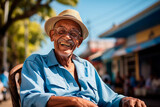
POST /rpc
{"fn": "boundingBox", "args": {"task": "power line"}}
[90,0,146,27]
[92,0,157,35]
[85,0,135,39]
[91,0,154,33]
[90,0,134,22]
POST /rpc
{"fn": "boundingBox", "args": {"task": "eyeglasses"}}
[54,27,82,40]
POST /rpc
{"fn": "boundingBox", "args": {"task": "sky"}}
[34,0,159,55]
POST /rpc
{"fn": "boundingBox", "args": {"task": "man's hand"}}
[47,96,98,107]
[73,97,98,107]
[121,97,146,107]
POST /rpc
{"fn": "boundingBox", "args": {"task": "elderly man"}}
[20,9,146,107]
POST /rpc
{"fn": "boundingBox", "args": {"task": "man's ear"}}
[77,37,83,48]
[50,30,55,41]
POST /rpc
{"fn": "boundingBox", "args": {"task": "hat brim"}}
[44,16,89,40]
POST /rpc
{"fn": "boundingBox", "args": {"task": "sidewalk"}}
[0,98,12,107]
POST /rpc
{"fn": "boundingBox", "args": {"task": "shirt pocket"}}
[46,76,66,89]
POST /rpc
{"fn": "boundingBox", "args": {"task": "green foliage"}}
[37,7,56,21]
[0,0,79,68]
[11,7,24,19]
[57,0,79,7]
[7,20,46,63]
[0,0,79,40]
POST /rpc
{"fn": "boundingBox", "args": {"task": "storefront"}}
[139,44,160,79]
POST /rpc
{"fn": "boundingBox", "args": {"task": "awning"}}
[126,36,160,53]
[89,51,104,61]
[92,36,160,61]
[113,48,127,57]
[113,36,160,57]
[91,56,102,61]
[101,46,121,61]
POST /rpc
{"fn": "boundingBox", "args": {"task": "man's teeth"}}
[61,42,70,47]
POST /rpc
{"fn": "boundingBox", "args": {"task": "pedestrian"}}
[0,68,8,101]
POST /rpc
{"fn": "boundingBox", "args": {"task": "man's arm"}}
[47,96,98,107]
[20,59,54,107]
[90,66,124,106]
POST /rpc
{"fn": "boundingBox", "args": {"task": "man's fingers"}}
[129,99,136,107]
[122,97,147,107]
[134,99,147,107]
[141,100,147,107]
[136,99,147,107]
[135,99,141,107]
[123,98,135,107]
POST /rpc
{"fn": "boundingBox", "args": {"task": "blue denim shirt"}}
[20,49,124,107]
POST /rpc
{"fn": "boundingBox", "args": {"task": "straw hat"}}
[44,9,89,40]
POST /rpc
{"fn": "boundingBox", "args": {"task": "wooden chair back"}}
[9,64,23,107]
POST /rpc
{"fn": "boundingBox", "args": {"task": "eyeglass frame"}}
[53,26,82,40]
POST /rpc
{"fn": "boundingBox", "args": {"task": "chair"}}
[9,64,23,107]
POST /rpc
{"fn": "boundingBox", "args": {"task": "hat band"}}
[62,15,77,19]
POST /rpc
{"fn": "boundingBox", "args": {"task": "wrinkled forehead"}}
[54,19,82,31]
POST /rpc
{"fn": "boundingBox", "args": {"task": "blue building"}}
[96,1,160,84]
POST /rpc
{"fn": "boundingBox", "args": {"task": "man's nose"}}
[65,34,72,39]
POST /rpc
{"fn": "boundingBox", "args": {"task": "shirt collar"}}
[72,54,83,63]
[47,49,59,67]
[47,49,84,67]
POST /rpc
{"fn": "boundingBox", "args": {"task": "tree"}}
[0,0,79,69]
[7,20,45,67]
[0,0,79,41]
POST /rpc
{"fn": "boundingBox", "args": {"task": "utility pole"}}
[24,20,28,59]
[3,0,9,72]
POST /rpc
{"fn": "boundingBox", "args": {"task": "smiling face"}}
[50,19,83,56]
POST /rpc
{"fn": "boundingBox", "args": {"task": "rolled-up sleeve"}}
[96,72,124,107]
[20,60,54,107]
[88,62,125,107]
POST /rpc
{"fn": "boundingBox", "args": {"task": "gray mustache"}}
[58,39,74,46]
